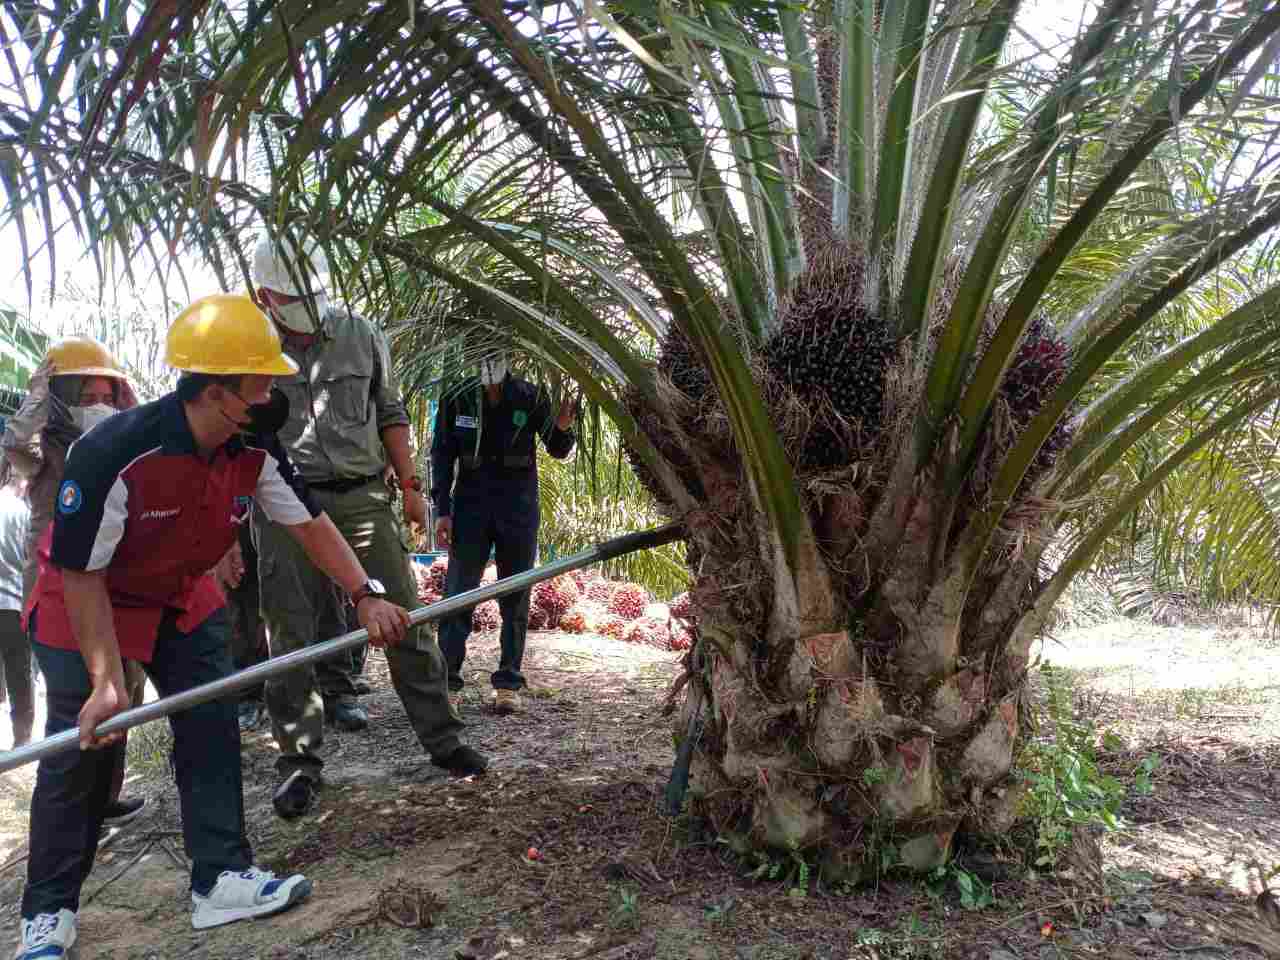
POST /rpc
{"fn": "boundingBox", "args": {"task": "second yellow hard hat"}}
[45,336,128,380]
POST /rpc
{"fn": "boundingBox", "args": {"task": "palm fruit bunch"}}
[598,615,628,640]
[471,599,501,632]
[532,574,580,627]
[428,556,449,592]
[560,607,589,633]
[586,579,615,605]
[624,616,672,650]
[413,564,433,602]
[669,621,694,651]
[999,317,1074,486]
[528,604,549,631]
[608,582,651,620]
[761,252,893,469]
[623,324,711,507]
[561,600,609,634]
[669,592,693,622]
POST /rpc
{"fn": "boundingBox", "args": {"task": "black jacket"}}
[430,376,575,517]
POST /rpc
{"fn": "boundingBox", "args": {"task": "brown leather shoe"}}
[492,689,521,714]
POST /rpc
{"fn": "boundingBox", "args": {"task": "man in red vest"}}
[14,294,412,959]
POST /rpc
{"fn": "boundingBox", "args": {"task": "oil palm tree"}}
[4,0,1280,877]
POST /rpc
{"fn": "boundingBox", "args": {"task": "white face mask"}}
[273,294,329,334]
[72,403,116,433]
[478,357,508,386]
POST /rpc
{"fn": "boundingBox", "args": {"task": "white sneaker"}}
[190,867,312,930]
[14,909,76,959]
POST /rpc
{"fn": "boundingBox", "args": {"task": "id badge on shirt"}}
[456,415,478,428]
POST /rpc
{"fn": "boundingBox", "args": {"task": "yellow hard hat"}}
[165,293,299,376]
[45,337,127,380]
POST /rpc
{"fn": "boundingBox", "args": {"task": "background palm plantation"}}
[3,0,1280,878]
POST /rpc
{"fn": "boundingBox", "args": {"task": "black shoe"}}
[273,771,319,820]
[103,796,147,824]
[432,744,489,777]
[324,698,369,732]
[352,679,373,696]
[238,701,262,731]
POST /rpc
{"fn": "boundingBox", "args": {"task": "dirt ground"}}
[0,617,1277,960]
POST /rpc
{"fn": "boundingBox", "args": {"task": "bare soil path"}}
[0,619,1276,959]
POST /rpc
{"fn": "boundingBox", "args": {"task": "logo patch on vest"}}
[57,480,83,515]
[512,410,528,427]
[456,415,478,428]
[140,508,181,521]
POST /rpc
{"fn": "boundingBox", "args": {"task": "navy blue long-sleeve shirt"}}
[430,377,575,518]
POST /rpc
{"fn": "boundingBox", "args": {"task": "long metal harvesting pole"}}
[0,523,683,775]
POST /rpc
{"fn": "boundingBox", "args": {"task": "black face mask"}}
[245,387,290,436]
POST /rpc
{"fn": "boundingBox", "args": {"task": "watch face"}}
[366,579,387,595]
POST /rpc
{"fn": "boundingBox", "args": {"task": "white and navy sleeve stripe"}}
[86,474,130,570]
[51,434,159,573]
[251,433,321,526]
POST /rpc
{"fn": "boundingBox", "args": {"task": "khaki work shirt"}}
[275,307,410,483]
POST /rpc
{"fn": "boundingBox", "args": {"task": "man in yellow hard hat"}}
[249,234,485,820]
[12,294,420,959]
[2,337,148,816]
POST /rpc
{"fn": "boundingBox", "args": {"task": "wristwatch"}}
[351,579,388,608]
[401,474,423,493]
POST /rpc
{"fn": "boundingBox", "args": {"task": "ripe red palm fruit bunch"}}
[429,556,449,592]
[624,616,671,650]
[533,574,580,627]
[608,582,651,620]
[669,622,694,651]
[598,615,627,640]
[561,607,589,633]
[586,579,615,605]
[413,564,433,602]
[528,604,549,631]
[471,599,501,632]
[669,592,693,622]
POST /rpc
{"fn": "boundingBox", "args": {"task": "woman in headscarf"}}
[2,337,147,824]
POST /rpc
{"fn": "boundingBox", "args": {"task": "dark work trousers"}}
[227,575,265,704]
[228,520,264,703]
[22,608,251,919]
[0,610,34,743]
[438,497,538,692]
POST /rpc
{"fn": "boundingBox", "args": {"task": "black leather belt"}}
[460,455,533,470]
[308,473,382,493]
